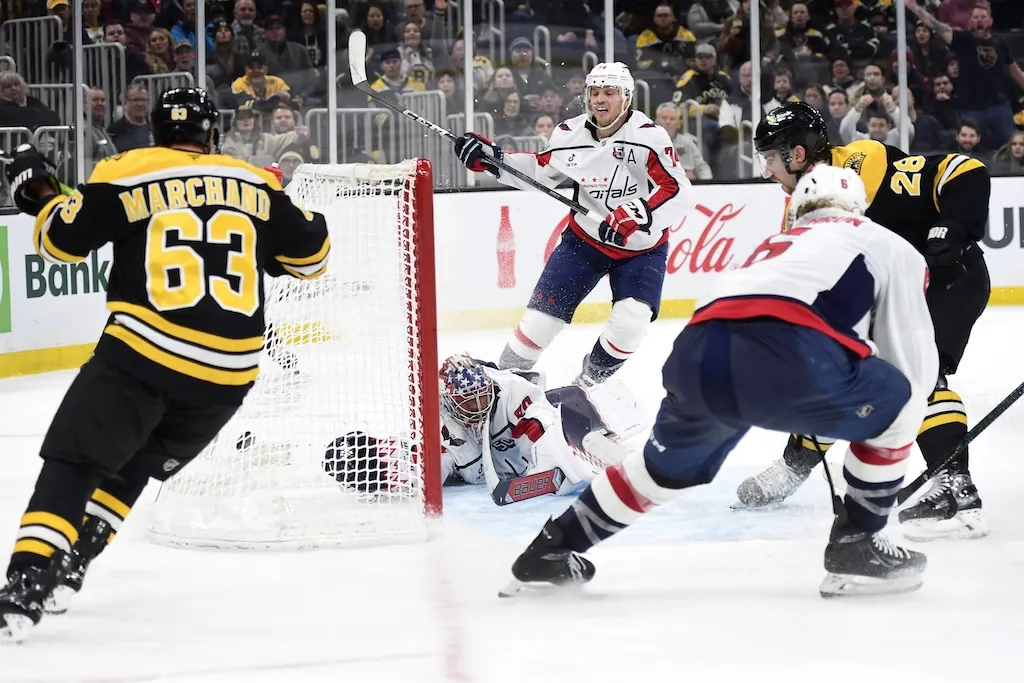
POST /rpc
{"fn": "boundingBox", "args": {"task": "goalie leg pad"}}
[502,309,566,369]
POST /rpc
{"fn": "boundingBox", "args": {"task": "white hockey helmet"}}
[789,164,868,221]
[585,62,634,130]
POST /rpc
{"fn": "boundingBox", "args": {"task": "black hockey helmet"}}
[754,101,832,174]
[152,87,220,152]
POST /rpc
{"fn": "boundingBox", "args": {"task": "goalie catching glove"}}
[4,143,62,216]
[454,132,502,177]
[598,197,652,248]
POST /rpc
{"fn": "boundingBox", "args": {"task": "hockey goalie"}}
[323,354,646,505]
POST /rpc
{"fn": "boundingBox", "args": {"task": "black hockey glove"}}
[923,225,967,287]
[4,143,61,216]
[454,132,502,177]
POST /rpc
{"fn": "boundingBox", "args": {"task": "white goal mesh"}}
[148,159,441,550]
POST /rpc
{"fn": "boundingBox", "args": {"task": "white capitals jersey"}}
[688,208,938,449]
[496,110,693,259]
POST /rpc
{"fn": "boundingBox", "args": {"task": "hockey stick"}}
[491,468,565,506]
[896,378,1024,504]
[346,31,602,222]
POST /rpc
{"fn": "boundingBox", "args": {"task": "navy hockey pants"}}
[642,319,911,487]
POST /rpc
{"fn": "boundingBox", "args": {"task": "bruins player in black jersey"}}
[739,101,989,541]
[0,87,330,642]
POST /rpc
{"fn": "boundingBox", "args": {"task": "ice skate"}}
[572,353,618,388]
[735,457,813,507]
[45,516,112,615]
[499,518,595,598]
[819,522,926,598]
[0,553,69,643]
[898,469,988,541]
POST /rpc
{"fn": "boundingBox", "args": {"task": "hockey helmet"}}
[754,101,831,175]
[439,354,495,427]
[152,87,220,152]
[789,164,868,221]
[585,62,634,131]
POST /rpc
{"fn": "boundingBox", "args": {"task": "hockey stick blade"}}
[896,377,1024,504]
[345,32,601,221]
[491,468,565,506]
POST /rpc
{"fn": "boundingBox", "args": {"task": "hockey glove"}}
[4,143,61,216]
[598,198,652,248]
[454,132,502,177]
[263,163,284,184]
[924,225,966,287]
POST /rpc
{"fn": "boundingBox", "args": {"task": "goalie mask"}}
[440,355,495,428]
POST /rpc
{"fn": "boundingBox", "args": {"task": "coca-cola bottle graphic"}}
[497,205,516,288]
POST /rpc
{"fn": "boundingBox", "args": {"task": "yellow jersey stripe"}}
[931,390,961,403]
[104,324,261,386]
[92,489,132,520]
[13,539,56,558]
[939,156,983,194]
[107,302,264,353]
[275,236,331,266]
[282,263,328,280]
[33,194,68,252]
[919,412,968,434]
[20,511,78,545]
[42,230,87,263]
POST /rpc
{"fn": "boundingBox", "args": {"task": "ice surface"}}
[2,311,1023,682]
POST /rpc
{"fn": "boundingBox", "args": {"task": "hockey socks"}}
[9,460,100,574]
[555,455,685,552]
[785,434,836,472]
[84,455,151,550]
[842,443,911,533]
[917,388,969,472]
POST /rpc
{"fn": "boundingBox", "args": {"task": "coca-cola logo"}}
[543,203,744,274]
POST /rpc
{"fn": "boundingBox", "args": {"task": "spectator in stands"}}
[276,150,303,187]
[289,1,328,69]
[396,0,449,48]
[435,69,462,114]
[891,48,931,105]
[856,0,895,28]
[725,61,754,121]
[232,0,266,56]
[506,38,556,111]
[495,91,530,137]
[907,0,1024,154]
[533,113,555,141]
[361,3,394,56]
[952,119,989,163]
[208,19,245,93]
[924,73,960,133]
[104,20,150,82]
[899,86,946,154]
[232,52,292,113]
[0,72,60,131]
[124,1,156,56]
[634,3,697,77]
[547,1,601,57]
[399,21,434,78]
[842,85,903,143]
[764,67,801,114]
[268,103,317,162]
[537,85,566,120]
[86,87,117,166]
[479,66,518,114]
[775,2,829,64]
[107,83,151,151]
[564,70,586,118]
[83,0,105,42]
[843,109,912,146]
[828,89,850,129]
[803,82,841,142]
[946,55,959,87]
[848,62,890,119]
[655,102,713,181]
[825,57,861,100]
[442,38,493,92]
[826,0,879,61]
[991,130,1024,175]
[258,14,318,103]
[938,0,977,29]
[171,0,214,56]
[687,0,728,45]
[718,1,779,72]
[145,27,175,73]
[98,0,129,24]
[674,42,732,119]
[221,101,307,162]
[911,20,949,79]
[368,47,426,106]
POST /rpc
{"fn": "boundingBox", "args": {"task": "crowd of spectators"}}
[1,0,1024,189]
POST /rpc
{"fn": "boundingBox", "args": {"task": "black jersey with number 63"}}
[826,139,990,253]
[32,147,330,404]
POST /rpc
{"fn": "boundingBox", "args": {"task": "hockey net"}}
[148,159,441,550]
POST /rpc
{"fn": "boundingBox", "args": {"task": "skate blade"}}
[498,578,588,599]
[0,613,35,644]
[900,510,989,542]
[44,585,76,615]
[819,572,923,598]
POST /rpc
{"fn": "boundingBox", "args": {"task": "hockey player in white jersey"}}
[454,62,693,386]
[502,165,939,598]
[438,354,646,505]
